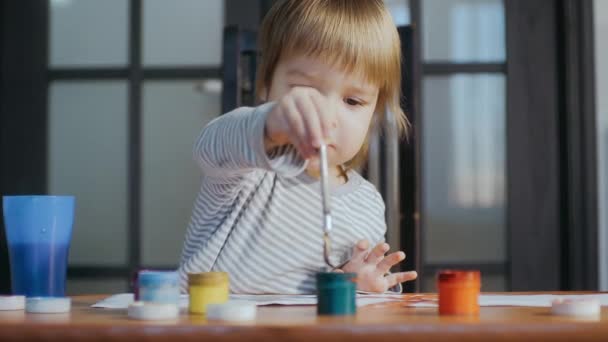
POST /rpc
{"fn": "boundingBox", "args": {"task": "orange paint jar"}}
[437,270,480,315]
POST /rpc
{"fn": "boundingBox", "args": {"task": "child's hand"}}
[337,240,418,293]
[264,87,336,160]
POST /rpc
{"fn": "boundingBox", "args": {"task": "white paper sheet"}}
[91,293,608,309]
[481,294,608,307]
[91,293,408,309]
[407,294,608,308]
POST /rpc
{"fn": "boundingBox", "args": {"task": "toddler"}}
[179,0,417,294]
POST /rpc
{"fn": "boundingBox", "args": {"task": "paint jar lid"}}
[437,270,481,285]
[551,298,601,318]
[26,297,71,314]
[207,301,257,321]
[127,301,179,321]
[138,270,179,287]
[0,295,25,311]
[188,272,229,286]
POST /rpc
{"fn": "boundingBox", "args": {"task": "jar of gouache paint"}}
[188,272,229,314]
[316,272,357,315]
[437,270,480,315]
[137,270,180,305]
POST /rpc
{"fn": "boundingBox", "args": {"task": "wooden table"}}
[1,293,608,341]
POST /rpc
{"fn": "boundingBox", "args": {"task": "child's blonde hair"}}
[256,0,408,170]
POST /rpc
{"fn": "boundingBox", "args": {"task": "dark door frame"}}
[558,0,598,291]
[506,0,598,291]
[0,0,49,293]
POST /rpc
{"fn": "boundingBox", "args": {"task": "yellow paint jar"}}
[188,272,229,315]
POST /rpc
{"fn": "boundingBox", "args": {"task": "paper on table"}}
[91,293,191,309]
[92,293,608,309]
[230,293,409,307]
[91,293,408,309]
[91,293,133,309]
[483,294,608,307]
[407,294,608,308]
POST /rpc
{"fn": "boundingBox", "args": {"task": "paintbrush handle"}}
[319,144,332,232]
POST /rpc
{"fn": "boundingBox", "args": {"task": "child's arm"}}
[195,102,307,180]
[196,86,336,180]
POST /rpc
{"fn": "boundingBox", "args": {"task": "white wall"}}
[595,0,608,290]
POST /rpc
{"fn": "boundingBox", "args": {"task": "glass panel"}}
[422,74,506,264]
[142,0,224,66]
[141,80,222,266]
[422,0,505,62]
[48,81,128,266]
[422,273,506,292]
[49,0,128,67]
[67,278,128,295]
[384,0,411,26]
[595,0,608,290]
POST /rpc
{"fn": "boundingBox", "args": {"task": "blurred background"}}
[0,0,606,295]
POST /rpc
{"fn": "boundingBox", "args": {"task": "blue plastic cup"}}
[2,196,75,297]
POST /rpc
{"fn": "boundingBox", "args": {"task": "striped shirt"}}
[178,102,387,294]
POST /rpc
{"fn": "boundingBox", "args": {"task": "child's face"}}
[266,54,379,168]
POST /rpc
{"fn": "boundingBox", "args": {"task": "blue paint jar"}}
[316,272,357,315]
[137,270,179,305]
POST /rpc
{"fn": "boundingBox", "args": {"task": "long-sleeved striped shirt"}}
[178,102,387,294]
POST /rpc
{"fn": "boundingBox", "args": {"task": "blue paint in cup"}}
[3,196,75,297]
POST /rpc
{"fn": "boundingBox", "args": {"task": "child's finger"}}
[350,239,370,263]
[294,96,323,148]
[376,251,405,274]
[365,242,389,265]
[309,92,336,140]
[385,271,418,288]
[283,99,311,157]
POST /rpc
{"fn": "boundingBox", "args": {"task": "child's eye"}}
[345,98,363,106]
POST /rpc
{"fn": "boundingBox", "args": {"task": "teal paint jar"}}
[316,272,357,315]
